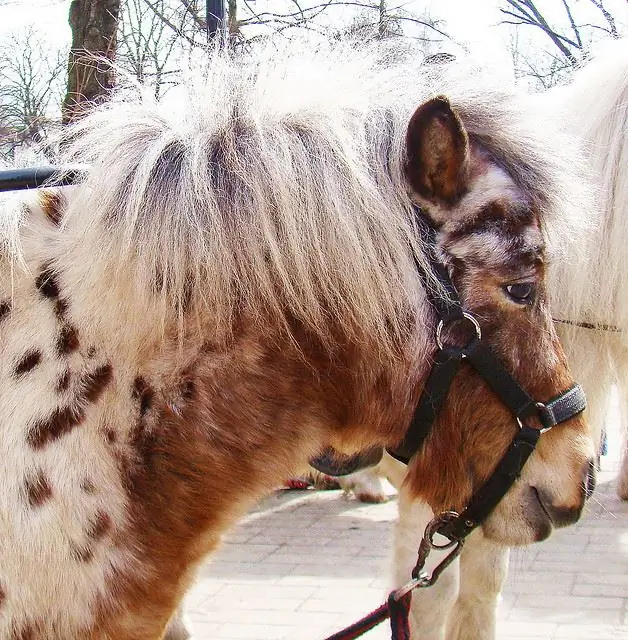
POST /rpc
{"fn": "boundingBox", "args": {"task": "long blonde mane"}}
[6,40,591,357]
[548,40,628,338]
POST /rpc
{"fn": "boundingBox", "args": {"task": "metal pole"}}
[206,0,225,40]
[0,167,85,192]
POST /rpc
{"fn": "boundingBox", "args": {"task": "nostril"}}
[584,458,597,500]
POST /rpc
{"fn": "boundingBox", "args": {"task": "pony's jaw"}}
[481,428,594,545]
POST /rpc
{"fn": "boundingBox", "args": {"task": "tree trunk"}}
[62,0,121,125]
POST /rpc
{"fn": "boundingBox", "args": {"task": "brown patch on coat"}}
[35,266,61,299]
[38,189,66,227]
[71,512,112,564]
[27,364,112,448]
[54,298,69,320]
[81,478,97,494]
[82,364,113,402]
[104,428,116,444]
[87,510,112,540]
[14,350,42,377]
[0,300,11,321]
[447,201,535,243]
[56,325,80,355]
[71,542,94,563]
[56,370,71,392]
[27,405,85,449]
[24,470,53,507]
[132,377,154,416]
[0,584,5,606]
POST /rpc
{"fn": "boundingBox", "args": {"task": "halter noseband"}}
[387,209,586,551]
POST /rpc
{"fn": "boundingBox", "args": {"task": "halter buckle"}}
[535,402,553,433]
[436,312,482,352]
[516,402,554,433]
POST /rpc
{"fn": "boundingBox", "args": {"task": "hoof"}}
[355,491,388,504]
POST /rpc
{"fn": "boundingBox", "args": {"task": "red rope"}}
[323,591,412,640]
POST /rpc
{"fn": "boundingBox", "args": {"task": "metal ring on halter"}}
[436,312,482,351]
[424,511,460,550]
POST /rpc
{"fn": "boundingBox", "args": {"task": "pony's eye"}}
[504,282,535,304]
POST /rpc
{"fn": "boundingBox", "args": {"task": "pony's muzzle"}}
[532,459,594,529]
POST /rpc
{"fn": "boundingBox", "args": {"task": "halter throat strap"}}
[388,209,586,541]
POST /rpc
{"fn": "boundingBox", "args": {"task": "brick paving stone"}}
[496,622,558,639]
[552,624,628,639]
[182,429,628,639]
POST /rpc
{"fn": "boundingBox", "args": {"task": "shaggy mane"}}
[8,40,591,355]
[547,39,628,337]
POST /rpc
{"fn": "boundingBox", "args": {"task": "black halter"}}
[386,209,586,542]
[312,207,586,546]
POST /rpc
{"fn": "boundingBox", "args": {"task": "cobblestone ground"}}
[183,429,627,640]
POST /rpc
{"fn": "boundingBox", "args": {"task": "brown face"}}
[403,97,595,545]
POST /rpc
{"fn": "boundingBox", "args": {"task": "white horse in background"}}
[390,39,628,640]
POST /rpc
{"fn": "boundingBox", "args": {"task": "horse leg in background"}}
[336,468,388,503]
[336,450,409,502]
[379,450,408,490]
[445,532,509,640]
[393,488,459,640]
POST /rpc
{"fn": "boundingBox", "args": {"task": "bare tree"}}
[117,0,181,97]
[333,1,449,46]
[142,0,452,48]
[500,0,625,88]
[0,27,65,160]
[62,0,122,125]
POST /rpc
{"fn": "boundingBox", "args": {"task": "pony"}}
[0,40,595,639]
[390,39,628,640]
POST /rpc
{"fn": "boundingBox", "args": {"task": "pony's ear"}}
[404,96,470,205]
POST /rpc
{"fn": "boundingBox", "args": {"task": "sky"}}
[0,0,625,86]
[0,0,510,53]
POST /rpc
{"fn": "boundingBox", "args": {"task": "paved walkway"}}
[183,435,628,639]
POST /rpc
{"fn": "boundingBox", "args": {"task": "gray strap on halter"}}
[539,384,587,430]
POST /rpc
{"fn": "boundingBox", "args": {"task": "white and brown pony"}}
[390,40,628,640]
[0,40,595,639]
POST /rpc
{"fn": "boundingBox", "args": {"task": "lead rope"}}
[322,513,463,640]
